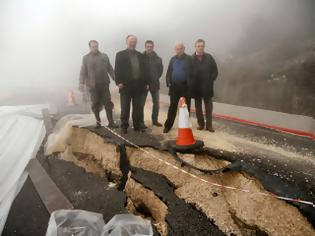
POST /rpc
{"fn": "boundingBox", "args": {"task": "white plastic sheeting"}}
[0,105,48,234]
[46,210,153,236]
[46,209,105,236]
[102,214,153,236]
[45,111,107,155]
[0,104,57,118]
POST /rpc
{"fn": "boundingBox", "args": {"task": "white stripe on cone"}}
[178,105,192,128]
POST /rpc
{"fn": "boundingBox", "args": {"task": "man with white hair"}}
[115,35,148,134]
[163,42,194,133]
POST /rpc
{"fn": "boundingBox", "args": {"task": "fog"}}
[0,0,314,115]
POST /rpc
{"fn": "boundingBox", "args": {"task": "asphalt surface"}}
[3,101,315,235]
[203,119,315,225]
[91,123,315,227]
[3,147,127,236]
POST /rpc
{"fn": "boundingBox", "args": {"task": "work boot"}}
[140,123,148,130]
[93,110,101,128]
[152,121,163,127]
[197,125,204,130]
[134,124,145,132]
[108,122,119,129]
[106,109,118,129]
[134,128,145,133]
[163,127,170,133]
[197,120,205,130]
[206,126,215,132]
[206,121,214,132]
[95,120,101,129]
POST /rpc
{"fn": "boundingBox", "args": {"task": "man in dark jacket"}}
[79,40,118,129]
[115,35,148,134]
[140,40,163,127]
[163,42,194,133]
[192,39,218,132]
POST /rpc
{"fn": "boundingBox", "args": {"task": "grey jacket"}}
[80,51,114,89]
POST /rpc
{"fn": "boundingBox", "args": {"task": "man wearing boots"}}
[79,40,118,129]
[115,35,148,134]
[140,40,164,127]
[191,39,218,132]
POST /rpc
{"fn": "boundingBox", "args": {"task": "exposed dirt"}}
[130,167,225,236]
[125,175,168,235]
[68,126,122,180]
[5,120,314,236]
[52,126,315,236]
[127,147,314,235]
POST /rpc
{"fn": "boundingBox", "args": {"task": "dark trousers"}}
[140,89,160,123]
[195,97,213,128]
[89,84,114,124]
[120,91,141,129]
[164,93,191,130]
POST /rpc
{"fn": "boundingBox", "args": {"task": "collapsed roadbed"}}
[41,125,315,236]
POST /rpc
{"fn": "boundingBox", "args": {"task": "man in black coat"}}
[140,40,164,127]
[192,39,218,132]
[163,42,194,133]
[115,35,148,134]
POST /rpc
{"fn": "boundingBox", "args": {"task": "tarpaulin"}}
[0,105,49,234]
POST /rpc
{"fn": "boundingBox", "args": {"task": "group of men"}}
[79,35,218,134]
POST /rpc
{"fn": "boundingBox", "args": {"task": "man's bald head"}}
[126,35,137,50]
[174,42,185,56]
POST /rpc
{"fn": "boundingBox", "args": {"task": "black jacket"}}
[115,49,148,93]
[191,53,218,98]
[143,51,163,92]
[166,53,194,96]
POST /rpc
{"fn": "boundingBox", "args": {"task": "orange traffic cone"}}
[68,89,76,106]
[176,97,196,146]
[169,97,204,152]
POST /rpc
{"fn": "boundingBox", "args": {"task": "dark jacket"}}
[143,51,163,92]
[191,53,218,98]
[166,53,194,96]
[115,49,148,93]
[80,51,114,89]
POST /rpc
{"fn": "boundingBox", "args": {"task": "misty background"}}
[0,0,314,116]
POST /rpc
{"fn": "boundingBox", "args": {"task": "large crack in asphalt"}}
[201,147,315,226]
[50,126,315,235]
[130,167,225,236]
[117,140,225,235]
